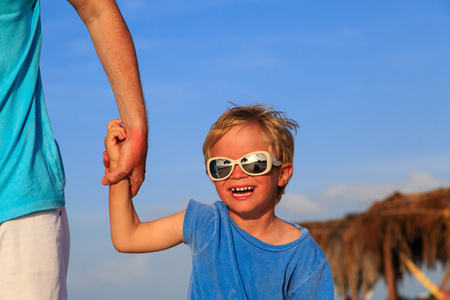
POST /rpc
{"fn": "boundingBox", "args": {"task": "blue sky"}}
[39,0,450,299]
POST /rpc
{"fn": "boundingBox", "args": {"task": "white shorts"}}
[0,207,70,300]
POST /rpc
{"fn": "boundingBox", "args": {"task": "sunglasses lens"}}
[241,153,268,174]
[208,152,273,181]
[209,159,233,180]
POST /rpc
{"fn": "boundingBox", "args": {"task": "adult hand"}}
[102,127,147,197]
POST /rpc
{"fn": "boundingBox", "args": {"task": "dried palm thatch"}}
[298,187,450,299]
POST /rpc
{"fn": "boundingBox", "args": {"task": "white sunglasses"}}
[207,151,282,181]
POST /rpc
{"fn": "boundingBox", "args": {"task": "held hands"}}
[102,119,147,196]
[104,119,127,170]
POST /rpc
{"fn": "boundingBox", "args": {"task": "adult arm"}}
[67,0,148,196]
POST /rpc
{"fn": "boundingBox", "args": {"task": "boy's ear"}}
[277,163,293,187]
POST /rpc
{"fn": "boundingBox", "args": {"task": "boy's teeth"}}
[231,187,254,192]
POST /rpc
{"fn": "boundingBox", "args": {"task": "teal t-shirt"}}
[0,0,65,223]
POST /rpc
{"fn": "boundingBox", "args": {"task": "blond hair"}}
[203,103,299,203]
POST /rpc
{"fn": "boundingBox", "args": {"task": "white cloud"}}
[69,255,150,289]
[398,171,445,192]
[321,171,448,205]
[276,193,322,220]
[278,171,450,221]
[92,256,151,286]
[68,241,191,299]
[320,182,393,205]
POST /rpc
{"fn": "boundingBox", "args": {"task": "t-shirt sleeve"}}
[287,234,335,300]
[182,199,216,253]
[289,259,334,299]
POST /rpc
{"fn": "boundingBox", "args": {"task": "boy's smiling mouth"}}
[231,186,254,197]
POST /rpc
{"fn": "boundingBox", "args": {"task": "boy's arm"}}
[109,180,185,253]
[105,120,184,253]
[67,0,148,197]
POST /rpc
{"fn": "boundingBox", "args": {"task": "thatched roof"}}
[298,187,450,299]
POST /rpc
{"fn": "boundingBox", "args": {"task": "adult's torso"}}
[0,0,65,223]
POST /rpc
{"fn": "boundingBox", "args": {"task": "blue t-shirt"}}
[0,0,65,223]
[183,200,334,299]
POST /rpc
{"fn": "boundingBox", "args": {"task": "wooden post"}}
[383,237,397,300]
[440,266,450,290]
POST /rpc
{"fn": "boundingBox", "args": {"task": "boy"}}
[105,104,334,299]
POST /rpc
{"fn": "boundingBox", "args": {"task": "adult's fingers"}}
[101,168,128,186]
[103,151,110,168]
[129,171,145,197]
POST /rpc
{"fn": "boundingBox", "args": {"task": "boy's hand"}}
[102,120,147,195]
[104,119,127,172]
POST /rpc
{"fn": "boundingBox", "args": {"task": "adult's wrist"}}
[124,124,149,150]
[123,120,148,138]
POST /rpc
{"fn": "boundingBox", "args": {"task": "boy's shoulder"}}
[183,199,225,247]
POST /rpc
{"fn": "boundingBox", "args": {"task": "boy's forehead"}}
[230,122,261,135]
[212,123,273,156]
[219,123,262,142]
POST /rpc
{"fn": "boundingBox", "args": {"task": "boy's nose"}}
[230,164,247,179]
